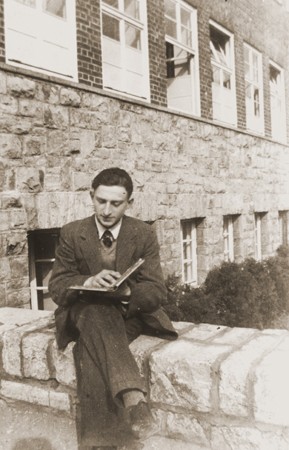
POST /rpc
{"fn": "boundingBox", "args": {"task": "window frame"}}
[164,0,200,116]
[254,212,267,261]
[100,0,150,101]
[4,0,78,81]
[278,210,288,246]
[223,215,234,262]
[180,219,198,285]
[209,20,237,126]
[269,60,287,142]
[244,43,264,134]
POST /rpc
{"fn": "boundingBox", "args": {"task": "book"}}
[68,258,144,292]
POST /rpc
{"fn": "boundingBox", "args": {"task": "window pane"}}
[181,7,190,28]
[15,0,36,6]
[253,53,259,83]
[124,0,139,20]
[183,241,192,260]
[125,23,141,49]
[102,13,120,41]
[102,0,119,8]
[223,71,231,89]
[165,0,176,20]
[184,262,192,282]
[181,25,191,47]
[245,81,251,99]
[254,88,260,116]
[212,66,221,84]
[165,17,177,39]
[43,0,66,18]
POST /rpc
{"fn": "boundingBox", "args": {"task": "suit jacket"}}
[48,214,177,349]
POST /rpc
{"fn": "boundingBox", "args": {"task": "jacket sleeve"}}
[48,225,90,306]
[126,226,167,317]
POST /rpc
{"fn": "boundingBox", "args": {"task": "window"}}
[28,229,60,311]
[4,0,78,80]
[279,211,288,246]
[165,0,200,115]
[210,22,236,125]
[269,62,286,142]
[223,215,241,262]
[254,213,267,261]
[244,44,264,134]
[101,0,150,100]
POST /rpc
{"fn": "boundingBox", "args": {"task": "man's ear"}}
[128,197,134,207]
[89,189,95,200]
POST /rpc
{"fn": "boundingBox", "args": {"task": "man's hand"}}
[84,270,121,289]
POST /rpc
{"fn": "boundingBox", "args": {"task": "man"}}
[49,168,177,449]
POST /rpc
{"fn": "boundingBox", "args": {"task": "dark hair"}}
[91,168,133,198]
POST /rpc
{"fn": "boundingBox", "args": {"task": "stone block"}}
[254,344,289,426]
[16,167,44,193]
[130,335,165,377]
[0,94,18,115]
[48,390,71,412]
[165,412,210,447]
[0,134,22,159]
[60,88,81,107]
[149,338,231,411]
[44,105,69,129]
[18,100,44,124]
[212,327,257,346]
[23,136,46,156]
[0,192,23,210]
[22,332,54,380]
[182,323,227,341]
[6,232,26,256]
[0,380,49,407]
[211,425,289,450]
[35,83,60,104]
[51,341,76,388]
[7,76,36,98]
[0,258,11,282]
[140,436,207,450]
[46,129,70,155]
[219,334,283,417]
[0,72,6,94]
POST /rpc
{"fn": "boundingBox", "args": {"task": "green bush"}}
[164,246,289,330]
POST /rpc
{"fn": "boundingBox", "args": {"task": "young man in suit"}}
[48,168,177,449]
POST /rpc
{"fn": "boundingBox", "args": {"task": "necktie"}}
[102,229,114,248]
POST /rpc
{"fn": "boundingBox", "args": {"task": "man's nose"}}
[103,202,112,215]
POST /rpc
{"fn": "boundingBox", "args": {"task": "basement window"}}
[28,228,60,311]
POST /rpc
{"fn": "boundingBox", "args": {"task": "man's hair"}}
[91,168,133,198]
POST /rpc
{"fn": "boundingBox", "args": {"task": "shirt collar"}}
[95,216,122,241]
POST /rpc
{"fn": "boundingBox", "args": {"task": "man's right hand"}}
[83,270,121,289]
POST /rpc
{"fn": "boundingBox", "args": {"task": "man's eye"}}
[112,202,121,207]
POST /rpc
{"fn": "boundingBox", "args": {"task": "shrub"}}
[164,247,289,330]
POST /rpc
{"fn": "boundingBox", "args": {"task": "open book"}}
[68,258,144,292]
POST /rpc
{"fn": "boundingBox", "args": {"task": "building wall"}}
[0,0,289,309]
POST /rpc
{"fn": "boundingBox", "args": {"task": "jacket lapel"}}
[116,216,137,274]
[79,215,103,275]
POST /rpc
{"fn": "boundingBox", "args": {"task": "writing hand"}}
[84,270,121,289]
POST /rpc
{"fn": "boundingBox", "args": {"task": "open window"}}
[101,0,150,100]
[223,215,241,262]
[269,62,286,142]
[28,228,60,311]
[4,0,78,80]
[210,22,236,125]
[165,0,200,115]
[180,218,205,285]
[244,44,264,134]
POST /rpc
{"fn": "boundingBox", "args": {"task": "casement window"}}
[269,62,286,142]
[181,219,198,284]
[210,22,236,126]
[254,212,267,261]
[244,44,264,134]
[101,0,150,100]
[4,0,78,80]
[165,0,200,115]
[28,229,59,311]
[278,211,288,246]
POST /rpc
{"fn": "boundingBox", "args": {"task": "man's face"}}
[90,185,132,228]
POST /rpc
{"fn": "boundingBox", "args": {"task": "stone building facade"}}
[0,0,289,311]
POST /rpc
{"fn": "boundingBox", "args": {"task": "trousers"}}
[70,301,146,447]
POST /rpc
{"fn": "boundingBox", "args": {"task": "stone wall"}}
[1,64,289,307]
[0,307,289,450]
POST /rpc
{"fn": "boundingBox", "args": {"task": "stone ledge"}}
[1,307,289,450]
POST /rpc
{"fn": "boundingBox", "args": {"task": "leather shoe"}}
[128,401,158,440]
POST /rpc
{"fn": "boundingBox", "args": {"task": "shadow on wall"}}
[12,438,55,450]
